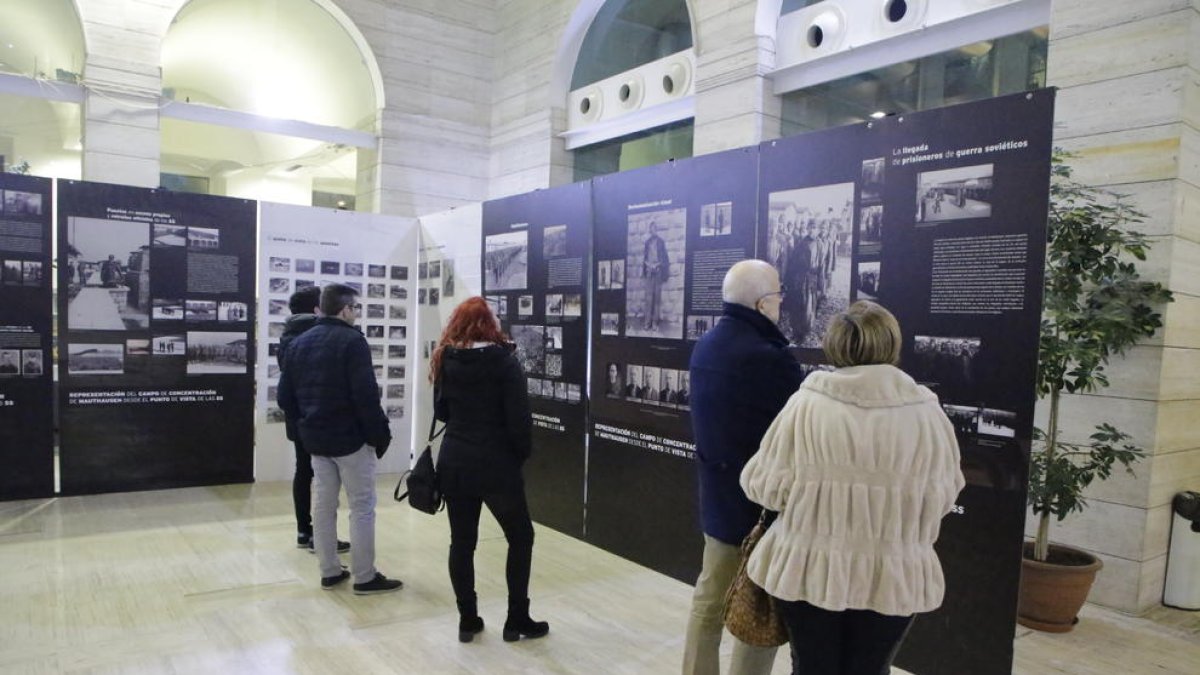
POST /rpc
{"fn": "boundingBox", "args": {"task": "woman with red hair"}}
[431,296,548,644]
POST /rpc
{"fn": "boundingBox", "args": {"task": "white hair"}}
[722,259,779,308]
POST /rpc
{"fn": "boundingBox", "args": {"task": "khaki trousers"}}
[682,535,778,675]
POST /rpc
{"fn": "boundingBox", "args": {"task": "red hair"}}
[429,296,508,382]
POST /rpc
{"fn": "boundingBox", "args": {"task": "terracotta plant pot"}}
[1017,542,1102,633]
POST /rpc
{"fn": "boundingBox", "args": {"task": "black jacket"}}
[434,344,532,497]
[277,313,319,441]
[688,302,803,545]
[277,317,391,457]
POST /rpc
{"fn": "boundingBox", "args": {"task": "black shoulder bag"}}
[394,415,446,514]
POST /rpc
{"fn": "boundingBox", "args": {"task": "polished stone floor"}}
[1,480,1196,674]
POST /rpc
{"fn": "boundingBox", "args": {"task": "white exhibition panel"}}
[256,202,419,481]
[412,203,483,458]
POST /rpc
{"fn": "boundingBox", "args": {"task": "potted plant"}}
[1018,154,1174,632]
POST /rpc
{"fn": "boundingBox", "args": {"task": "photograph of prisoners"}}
[916,163,994,223]
[913,335,982,391]
[186,331,248,375]
[2,189,43,215]
[66,217,152,331]
[67,343,125,375]
[624,207,686,339]
[766,182,854,348]
[484,230,528,291]
[858,203,883,253]
[943,404,1018,439]
[543,225,567,258]
[511,324,545,376]
[700,202,732,237]
[861,157,885,201]
[20,349,44,375]
[152,335,185,355]
[856,261,880,301]
[0,349,18,375]
[619,363,690,409]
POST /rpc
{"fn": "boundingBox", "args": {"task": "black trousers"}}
[777,599,913,675]
[446,489,535,608]
[292,438,314,536]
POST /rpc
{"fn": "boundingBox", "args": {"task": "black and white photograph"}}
[429,260,441,279]
[978,408,1017,438]
[186,299,217,322]
[126,338,150,356]
[386,405,404,420]
[603,362,624,398]
[766,182,854,348]
[367,283,386,299]
[545,326,563,350]
[543,225,568,257]
[554,381,569,401]
[546,353,563,377]
[267,385,278,402]
[218,301,248,322]
[366,325,384,338]
[610,259,625,290]
[518,295,534,317]
[563,294,582,317]
[267,322,286,338]
[858,204,883,252]
[0,349,18,374]
[3,260,22,284]
[3,189,43,215]
[320,261,340,275]
[269,277,290,294]
[21,260,44,286]
[388,345,406,359]
[624,364,642,399]
[152,224,187,247]
[387,384,405,399]
[391,265,408,281]
[268,364,280,379]
[186,332,247,374]
[600,312,620,336]
[568,383,581,403]
[368,264,387,278]
[296,259,315,273]
[659,369,682,405]
[511,325,545,376]
[484,230,528,291]
[443,260,455,297]
[942,404,980,437]
[677,370,690,409]
[346,281,362,295]
[369,344,384,360]
[916,163,994,223]
[528,377,543,397]
[187,226,219,249]
[296,279,315,290]
[344,262,364,276]
[390,285,407,300]
[268,342,280,357]
[366,304,385,319]
[389,305,407,320]
[639,366,661,403]
[913,335,981,390]
[21,349,44,375]
[418,262,428,279]
[266,407,286,424]
[798,362,836,379]
[388,326,407,340]
[861,157,885,201]
[153,335,186,355]
[686,315,713,341]
[68,343,124,375]
[545,294,563,317]
[856,261,880,301]
[700,202,733,237]
[597,260,611,290]
[429,288,440,306]
[419,288,427,304]
[388,365,405,379]
[542,379,555,398]
[269,257,291,273]
[625,207,686,339]
[66,217,151,330]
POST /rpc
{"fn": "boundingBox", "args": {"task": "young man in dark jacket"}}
[278,284,399,595]
[683,260,803,675]
[277,285,349,555]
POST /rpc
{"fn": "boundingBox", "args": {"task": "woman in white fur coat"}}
[740,300,964,674]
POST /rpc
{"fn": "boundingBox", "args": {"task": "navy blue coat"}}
[277,317,391,457]
[688,302,803,545]
[277,313,318,442]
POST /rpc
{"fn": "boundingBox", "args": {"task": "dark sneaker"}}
[321,569,350,590]
[307,539,351,554]
[296,533,312,549]
[353,573,403,595]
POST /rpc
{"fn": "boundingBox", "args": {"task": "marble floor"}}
[1,480,1196,674]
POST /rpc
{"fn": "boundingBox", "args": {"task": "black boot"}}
[457,597,484,643]
[502,598,549,642]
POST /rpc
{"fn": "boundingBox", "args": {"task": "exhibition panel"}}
[481,182,592,537]
[57,181,258,494]
[0,174,53,500]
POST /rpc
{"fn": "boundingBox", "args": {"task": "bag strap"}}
[393,469,412,502]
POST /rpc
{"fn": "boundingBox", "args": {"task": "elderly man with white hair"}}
[682,259,803,675]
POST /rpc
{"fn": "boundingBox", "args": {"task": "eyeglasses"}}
[757,284,787,303]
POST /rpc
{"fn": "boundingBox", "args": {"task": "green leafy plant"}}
[1030,153,1174,562]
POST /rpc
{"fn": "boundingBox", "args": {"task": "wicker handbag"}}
[723,512,789,647]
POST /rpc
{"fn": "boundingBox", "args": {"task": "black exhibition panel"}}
[758,89,1056,675]
[0,174,54,500]
[481,181,592,537]
[587,147,760,583]
[57,181,257,495]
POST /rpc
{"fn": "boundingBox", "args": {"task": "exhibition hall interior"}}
[0,0,1197,673]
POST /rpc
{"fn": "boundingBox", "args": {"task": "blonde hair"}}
[822,300,902,367]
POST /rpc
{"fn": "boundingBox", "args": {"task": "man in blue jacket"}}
[278,284,400,595]
[683,260,803,675]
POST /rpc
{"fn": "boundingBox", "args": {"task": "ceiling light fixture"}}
[870,111,888,119]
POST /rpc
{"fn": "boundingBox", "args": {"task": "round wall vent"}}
[661,60,691,98]
[804,5,848,55]
[617,75,644,110]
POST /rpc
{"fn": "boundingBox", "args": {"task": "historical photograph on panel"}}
[345,262,364,277]
[187,226,219,249]
[545,326,563,350]
[600,312,620,336]
[638,366,661,403]
[429,288,440,306]
[484,230,528,291]
[388,326,407,340]
[766,182,854,348]
[625,207,686,339]
[687,315,713,341]
[269,277,290,294]
[913,335,981,390]
[68,343,124,375]
[624,364,642,399]
[511,324,545,376]
[20,260,41,287]
[677,370,690,409]
[218,301,248,322]
[418,288,427,305]
[388,365,405,379]
[391,265,408,281]
[419,262,428,279]
[568,383,581,403]
[603,362,624,398]
[346,281,362,295]
[545,353,563,377]
[320,261,340,275]
[296,259,315,273]
[659,368,681,406]
[66,217,151,330]
[366,325,384,338]
[268,364,280,379]
[857,204,883,254]
[368,264,387,278]
[2,260,21,284]
[389,305,407,320]
[296,279,315,290]
[390,285,407,300]
[269,256,291,273]
[387,384,405,399]
[545,294,563,317]
[386,405,404,420]
[553,381,567,401]
[527,378,542,397]
[366,303,385,319]
[126,339,150,356]
[543,225,568,258]
[3,189,43,215]
[369,344,384,360]
[21,349,44,375]
[700,202,733,237]
[152,224,187,247]
[186,299,217,322]
[367,283,386,299]
[541,379,555,398]
[389,344,406,359]
[610,259,625,290]
[443,260,455,297]
[855,261,880,301]
[916,163,993,222]
[942,404,979,437]
[152,334,185,355]
[518,295,534,317]
[597,260,611,290]
[186,331,247,374]
[861,157,885,201]
[563,293,582,317]
[0,349,18,374]
[978,408,1017,438]
[429,260,441,279]
[149,298,181,323]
